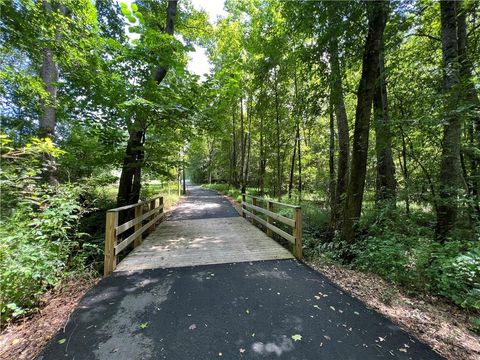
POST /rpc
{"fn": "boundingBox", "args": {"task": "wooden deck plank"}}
[114,217,293,272]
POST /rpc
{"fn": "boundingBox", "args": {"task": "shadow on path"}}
[38,185,444,360]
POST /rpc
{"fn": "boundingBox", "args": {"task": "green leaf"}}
[58,339,66,344]
[291,334,302,341]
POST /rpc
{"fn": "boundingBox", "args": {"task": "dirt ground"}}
[308,260,480,360]
[0,278,98,360]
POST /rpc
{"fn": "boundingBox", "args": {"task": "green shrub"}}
[435,247,480,310]
[0,136,96,323]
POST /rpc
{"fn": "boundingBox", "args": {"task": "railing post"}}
[159,196,164,221]
[252,197,257,226]
[150,198,157,232]
[294,207,303,259]
[267,201,273,237]
[242,194,246,218]
[104,211,118,277]
[134,203,143,248]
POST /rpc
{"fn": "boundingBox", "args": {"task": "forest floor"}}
[219,189,480,360]
[309,261,480,360]
[0,277,98,360]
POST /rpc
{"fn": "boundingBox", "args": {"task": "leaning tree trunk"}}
[435,0,463,242]
[341,0,388,244]
[328,28,350,230]
[116,0,178,207]
[289,70,300,200]
[373,46,396,206]
[288,125,298,199]
[117,129,145,207]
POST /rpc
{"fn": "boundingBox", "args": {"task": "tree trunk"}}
[117,129,144,207]
[40,1,63,187]
[373,46,396,205]
[328,101,336,211]
[240,98,246,192]
[328,26,349,229]
[297,120,302,202]
[399,126,410,215]
[341,0,388,244]
[288,128,298,199]
[244,98,252,192]
[153,0,178,83]
[435,0,463,242]
[116,0,177,207]
[259,107,265,194]
[231,105,238,187]
[274,68,282,198]
[457,0,480,214]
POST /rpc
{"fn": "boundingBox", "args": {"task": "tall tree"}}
[435,0,463,242]
[457,0,480,215]
[116,0,178,207]
[341,0,389,244]
[373,42,396,205]
[328,10,350,228]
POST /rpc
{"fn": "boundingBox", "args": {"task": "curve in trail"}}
[37,185,444,360]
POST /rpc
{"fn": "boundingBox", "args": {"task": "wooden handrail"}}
[104,195,164,276]
[241,194,303,259]
[107,194,163,212]
[244,194,301,209]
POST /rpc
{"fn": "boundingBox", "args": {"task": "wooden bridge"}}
[42,185,442,360]
[103,185,303,276]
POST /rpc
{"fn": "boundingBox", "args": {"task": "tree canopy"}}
[0,0,479,327]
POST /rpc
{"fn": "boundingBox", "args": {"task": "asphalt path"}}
[37,186,443,360]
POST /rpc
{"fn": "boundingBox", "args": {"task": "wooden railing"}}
[104,195,164,276]
[241,194,302,259]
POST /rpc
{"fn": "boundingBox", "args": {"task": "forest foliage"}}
[0,0,479,328]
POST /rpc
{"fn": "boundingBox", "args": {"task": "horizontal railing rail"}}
[241,194,302,259]
[104,195,164,276]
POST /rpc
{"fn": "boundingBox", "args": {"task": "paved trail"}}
[38,186,443,360]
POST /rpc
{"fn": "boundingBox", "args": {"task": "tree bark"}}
[40,1,64,187]
[244,97,252,192]
[153,0,178,83]
[435,0,463,242]
[329,101,336,211]
[297,119,302,202]
[117,129,145,206]
[231,104,238,187]
[457,0,480,214]
[328,24,349,229]
[341,0,388,244]
[373,45,396,205]
[288,127,298,199]
[399,126,410,215]
[116,0,177,207]
[259,105,266,194]
[274,68,282,198]
[240,97,246,192]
